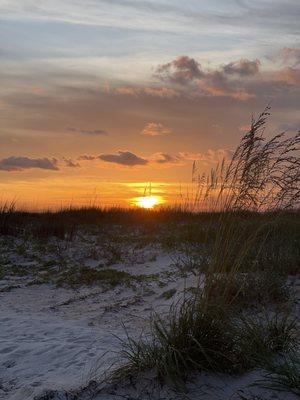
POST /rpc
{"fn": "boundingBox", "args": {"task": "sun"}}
[136,195,161,209]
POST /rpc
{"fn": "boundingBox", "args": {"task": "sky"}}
[0,0,299,208]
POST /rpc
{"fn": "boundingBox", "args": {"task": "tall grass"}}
[191,106,300,212]
[0,200,18,235]
[109,108,299,391]
[0,204,207,239]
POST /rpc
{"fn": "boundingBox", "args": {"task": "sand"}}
[0,233,298,400]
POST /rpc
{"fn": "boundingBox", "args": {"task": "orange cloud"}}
[141,122,172,136]
[276,67,300,85]
[179,149,233,163]
[150,152,181,164]
[63,157,80,168]
[113,86,179,98]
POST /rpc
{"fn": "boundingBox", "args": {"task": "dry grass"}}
[108,108,299,392]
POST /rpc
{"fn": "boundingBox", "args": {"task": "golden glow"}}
[135,195,163,209]
[0,178,175,210]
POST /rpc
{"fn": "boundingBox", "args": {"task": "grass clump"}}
[0,267,5,280]
[55,266,135,287]
[117,296,238,387]
[256,353,300,396]
[0,201,19,235]
[33,216,77,240]
[237,314,297,368]
[161,288,177,300]
[115,293,296,389]
[205,271,291,309]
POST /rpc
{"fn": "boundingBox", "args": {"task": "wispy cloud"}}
[78,154,97,161]
[111,86,179,98]
[63,157,80,168]
[141,122,172,136]
[1,0,299,38]
[150,152,180,164]
[179,149,233,164]
[279,47,300,66]
[68,127,108,136]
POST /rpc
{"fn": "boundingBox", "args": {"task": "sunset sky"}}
[0,0,299,208]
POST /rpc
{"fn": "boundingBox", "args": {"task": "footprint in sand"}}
[31,381,42,387]
[2,360,16,368]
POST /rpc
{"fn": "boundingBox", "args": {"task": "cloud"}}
[78,154,97,161]
[198,70,253,100]
[278,47,300,66]
[150,149,233,167]
[99,150,148,166]
[101,52,300,103]
[155,55,203,85]
[0,156,59,171]
[142,86,179,98]
[277,122,300,132]
[222,59,261,76]
[108,53,300,102]
[112,86,179,98]
[1,0,299,39]
[63,157,80,168]
[276,67,300,85]
[200,149,233,163]
[239,124,252,133]
[81,129,108,136]
[154,55,257,100]
[179,149,233,164]
[68,127,108,136]
[78,151,181,167]
[71,148,235,170]
[141,122,172,136]
[151,152,180,164]
[150,149,234,167]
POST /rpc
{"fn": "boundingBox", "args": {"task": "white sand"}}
[0,234,298,400]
